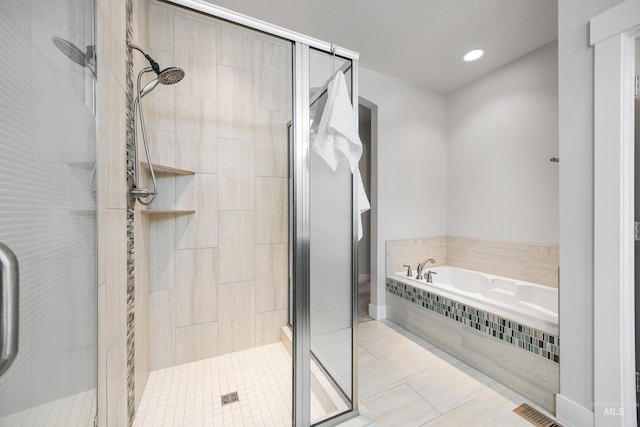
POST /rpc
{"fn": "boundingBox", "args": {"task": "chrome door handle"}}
[0,242,18,377]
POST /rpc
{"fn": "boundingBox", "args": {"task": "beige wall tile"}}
[150,290,175,370]
[256,309,288,346]
[255,109,290,178]
[461,327,558,412]
[97,283,106,427]
[175,248,218,327]
[134,208,149,260]
[145,49,176,132]
[106,332,127,427]
[386,293,463,359]
[139,175,175,210]
[385,236,448,277]
[106,209,127,350]
[218,211,256,283]
[174,13,217,99]
[96,0,126,90]
[218,281,256,353]
[256,244,288,313]
[148,3,174,53]
[103,71,126,210]
[176,95,217,173]
[132,0,148,54]
[175,174,218,249]
[256,177,288,244]
[217,65,255,140]
[175,322,218,365]
[217,24,254,70]
[446,236,559,287]
[148,129,176,168]
[218,138,255,210]
[254,38,292,113]
[134,254,150,407]
[385,236,559,287]
[149,215,176,291]
[97,180,106,285]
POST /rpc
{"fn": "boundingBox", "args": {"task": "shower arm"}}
[128,42,161,74]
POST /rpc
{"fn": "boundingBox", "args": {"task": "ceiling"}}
[204,0,558,93]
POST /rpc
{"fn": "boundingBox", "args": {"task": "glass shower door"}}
[308,47,357,425]
[0,0,97,424]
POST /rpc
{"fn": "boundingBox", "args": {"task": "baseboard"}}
[556,394,594,427]
[368,303,386,320]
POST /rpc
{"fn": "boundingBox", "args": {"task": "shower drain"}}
[513,403,563,427]
[221,392,239,406]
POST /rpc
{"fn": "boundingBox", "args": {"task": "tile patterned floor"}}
[0,389,96,427]
[357,319,558,427]
[134,319,560,426]
[133,343,293,427]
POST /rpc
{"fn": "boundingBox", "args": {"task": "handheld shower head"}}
[158,67,185,85]
[129,42,185,208]
[128,42,185,85]
[139,79,160,98]
[137,68,184,98]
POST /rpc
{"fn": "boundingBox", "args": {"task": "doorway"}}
[357,103,373,323]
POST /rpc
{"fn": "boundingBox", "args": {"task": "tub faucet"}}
[416,258,435,280]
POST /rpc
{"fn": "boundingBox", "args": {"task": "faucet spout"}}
[416,258,436,280]
[418,258,436,270]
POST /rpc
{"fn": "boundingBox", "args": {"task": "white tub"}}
[393,265,558,335]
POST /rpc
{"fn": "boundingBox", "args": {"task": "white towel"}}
[311,72,371,240]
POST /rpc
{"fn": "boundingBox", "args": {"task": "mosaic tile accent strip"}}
[125,0,136,425]
[386,277,560,363]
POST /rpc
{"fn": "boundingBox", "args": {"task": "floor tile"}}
[361,384,440,427]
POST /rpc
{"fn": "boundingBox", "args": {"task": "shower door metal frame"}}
[157,1,360,426]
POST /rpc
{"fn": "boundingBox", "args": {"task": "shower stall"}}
[129,1,361,426]
[0,0,361,424]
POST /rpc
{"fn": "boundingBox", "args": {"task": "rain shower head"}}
[52,36,95,73]
[52,37,85,66]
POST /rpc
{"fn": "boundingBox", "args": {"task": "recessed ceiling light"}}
[463,49,484,62]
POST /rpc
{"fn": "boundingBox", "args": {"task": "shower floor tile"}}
[133,343,297,427]
[0,389,96,427]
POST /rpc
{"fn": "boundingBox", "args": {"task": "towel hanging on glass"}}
[310,71,370,240]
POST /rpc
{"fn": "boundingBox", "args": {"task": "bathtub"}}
[385,265,559,412]
[393,266,558,335]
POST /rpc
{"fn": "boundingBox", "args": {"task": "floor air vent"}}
[513,404,563,427]
[221,392,239,406]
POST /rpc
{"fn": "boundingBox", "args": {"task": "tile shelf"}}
[137,163,196,214]
[140,209,195,215]
[140,162,195,176]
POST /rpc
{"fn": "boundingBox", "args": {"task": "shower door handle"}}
[0,242,18,377]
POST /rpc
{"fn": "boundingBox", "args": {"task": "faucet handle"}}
[426,270,438,283]
[402,264,412,277]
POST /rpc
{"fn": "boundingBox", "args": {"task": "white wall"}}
[557,0,624,424]
[359,67,448,317]
[447,41,559,245]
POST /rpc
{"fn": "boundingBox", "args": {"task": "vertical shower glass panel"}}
[308,47,355,423]
[0,0,97,425]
